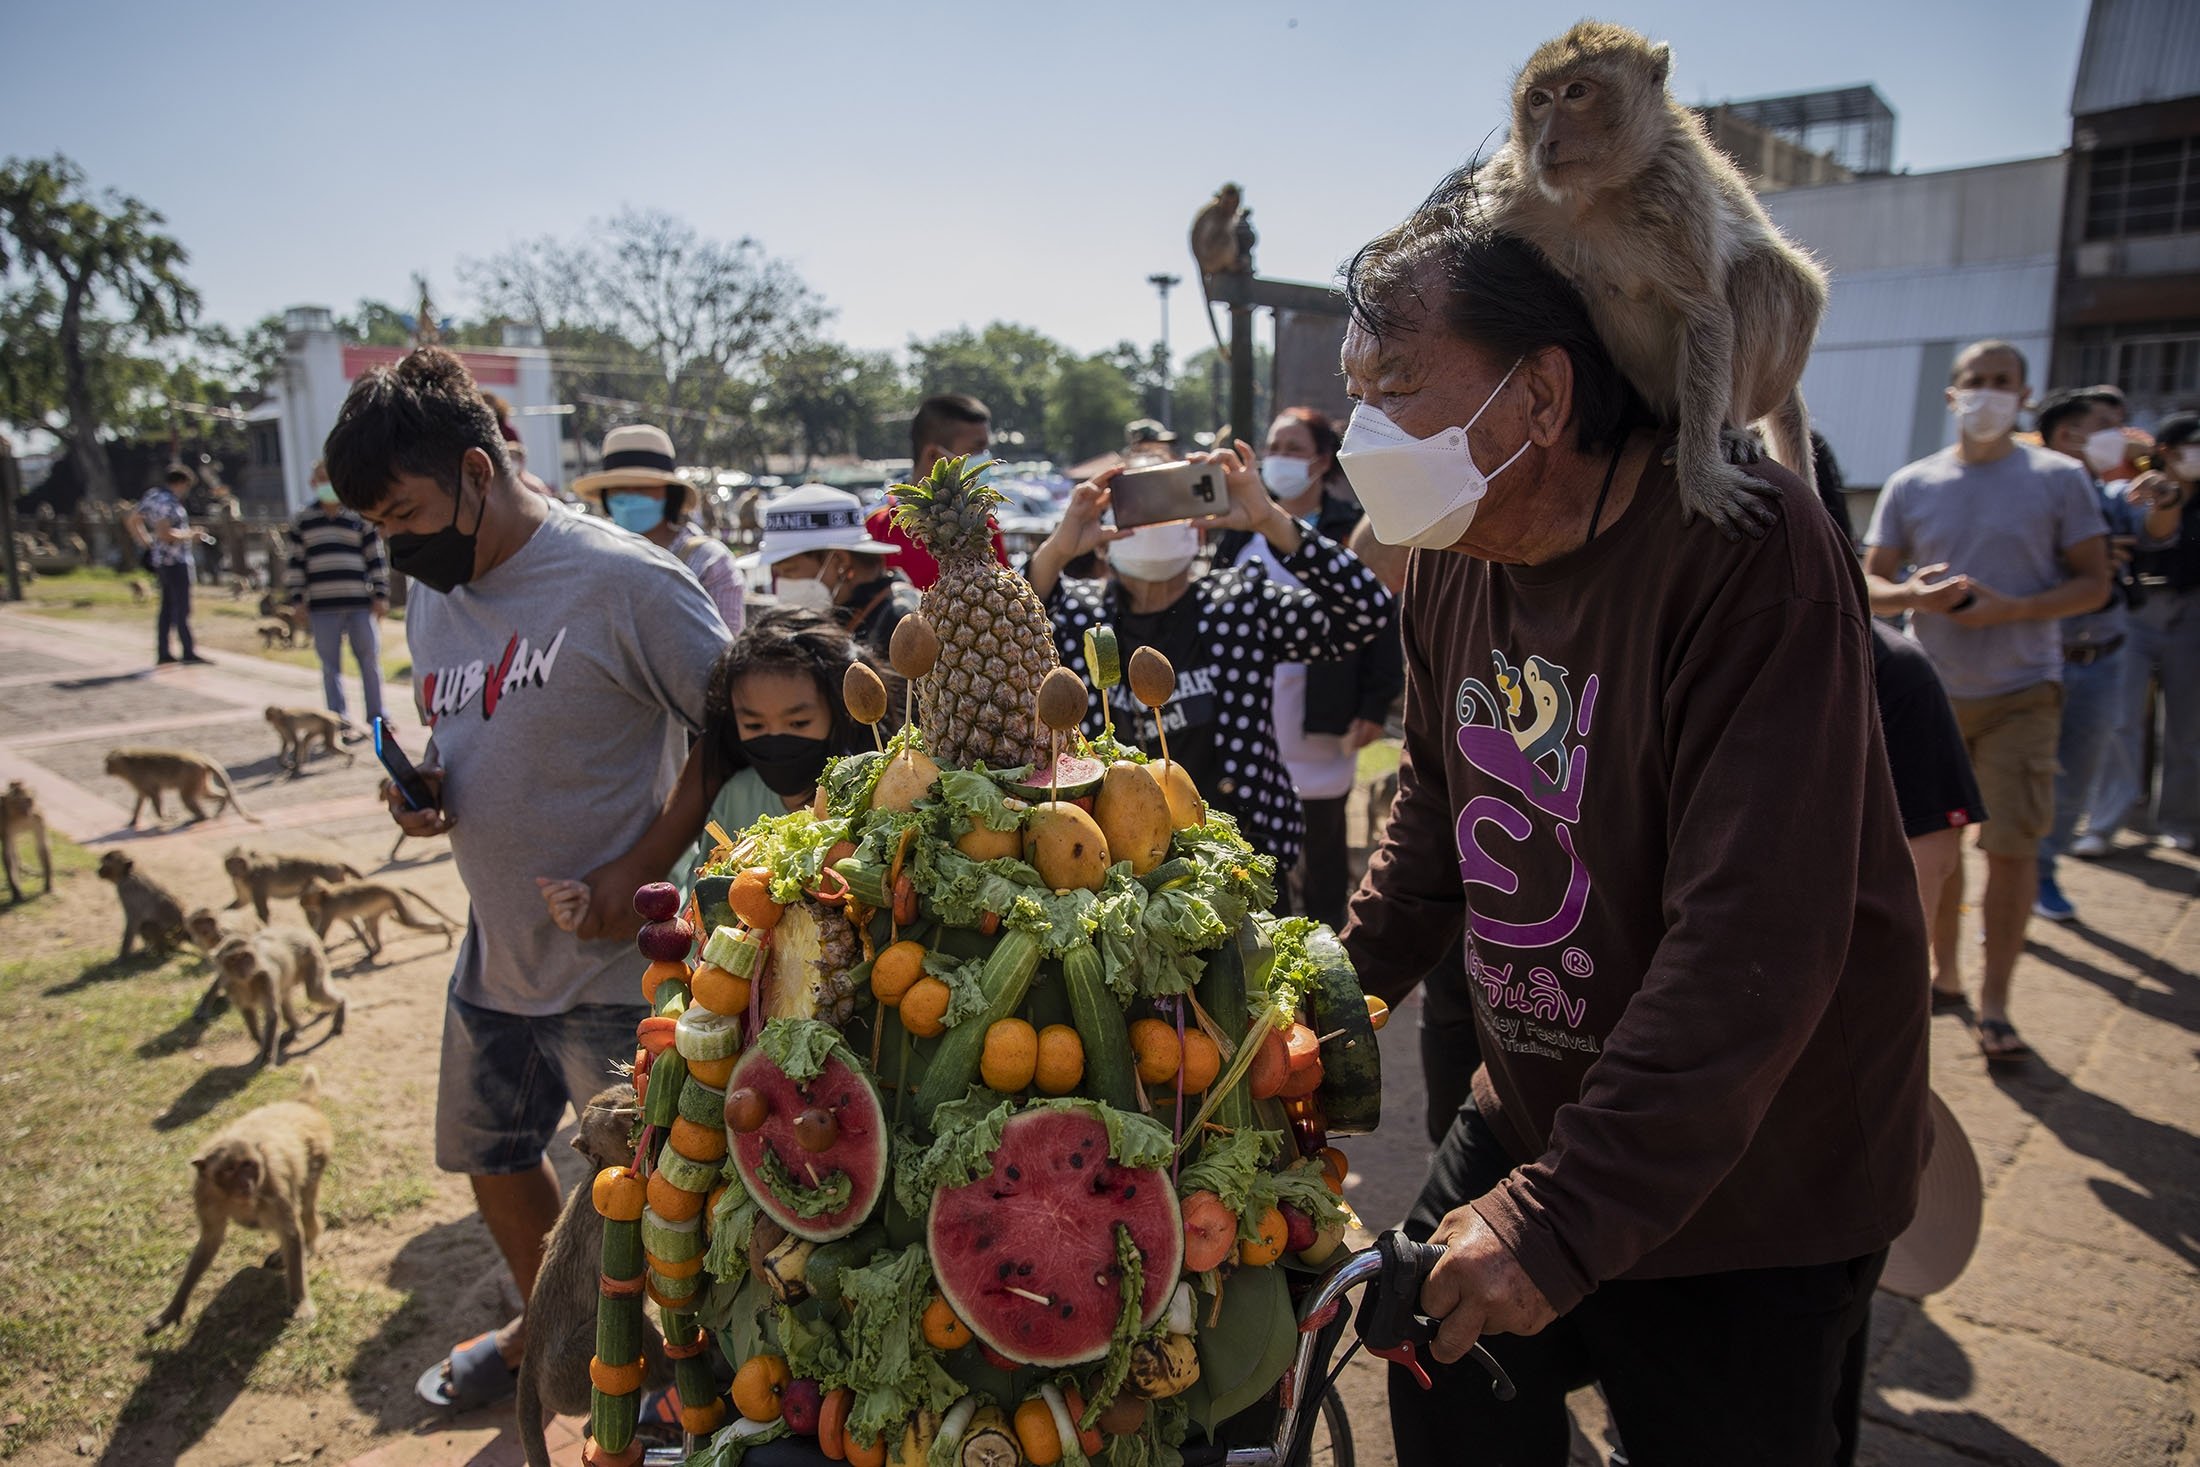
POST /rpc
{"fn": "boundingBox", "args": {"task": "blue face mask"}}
[606,491,665,534]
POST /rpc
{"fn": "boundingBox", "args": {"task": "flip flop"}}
[1930,988,1970,1016]
[1975,1018,2032,1066]
[414,1331,517,1411]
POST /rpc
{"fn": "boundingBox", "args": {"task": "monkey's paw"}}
[1719,427,1763,465]
[1678,455,1780,541]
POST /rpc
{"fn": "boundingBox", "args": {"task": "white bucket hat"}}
[745,484,896,570]
[571,424,686,504]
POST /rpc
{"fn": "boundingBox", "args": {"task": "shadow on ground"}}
[101,1268,294,1467]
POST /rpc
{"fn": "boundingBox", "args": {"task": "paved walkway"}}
[3,606,2193,1466]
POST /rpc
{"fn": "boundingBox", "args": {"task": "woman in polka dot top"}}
[1025,440,1395,869]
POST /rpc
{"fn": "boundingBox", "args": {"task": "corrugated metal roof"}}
[2073,0,2200,116]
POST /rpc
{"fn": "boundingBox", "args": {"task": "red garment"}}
[1341,446,1927,1314]
[865,503,1007,590]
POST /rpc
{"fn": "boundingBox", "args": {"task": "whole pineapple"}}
[890,456,1058,769]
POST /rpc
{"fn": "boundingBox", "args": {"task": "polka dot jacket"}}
[1047,528,1395,867]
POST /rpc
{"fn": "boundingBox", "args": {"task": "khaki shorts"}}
[1949,681,2063,857]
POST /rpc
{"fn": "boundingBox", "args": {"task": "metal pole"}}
[1227,212,1258,440]
[0,435,21,602]
[1147,273,1180,427]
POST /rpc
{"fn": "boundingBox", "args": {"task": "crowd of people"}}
[99,229,2192,1458]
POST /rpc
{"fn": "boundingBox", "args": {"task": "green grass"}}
[0,837,431,1456]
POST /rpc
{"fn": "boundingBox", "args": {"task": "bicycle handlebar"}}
[1354,1229,1518,1401]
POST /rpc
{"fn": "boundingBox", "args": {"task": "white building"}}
[247,307,563,514]
[1762,154,2068,492]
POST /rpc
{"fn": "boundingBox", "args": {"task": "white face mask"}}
[2173,447,2200,480]
[775,575,835,612]
[1335,359,1530,548]
[1950,388,2020,443]
[1260,455,1313,497]
[2082,428,2128,476]
[1108,522,1200,582]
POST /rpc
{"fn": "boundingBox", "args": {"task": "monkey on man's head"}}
[1468,20,1827,539]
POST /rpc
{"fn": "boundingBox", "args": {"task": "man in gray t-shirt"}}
[325,347,729,1411]
[1863,340,2111,1068]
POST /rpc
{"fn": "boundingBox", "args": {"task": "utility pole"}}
[1146,273,1180,427]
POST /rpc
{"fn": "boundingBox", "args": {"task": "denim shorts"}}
[434,988,649,1175]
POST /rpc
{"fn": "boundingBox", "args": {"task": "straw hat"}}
[740,484,898,571]
[572,424,685,503]
[1880,1089,1984,1298]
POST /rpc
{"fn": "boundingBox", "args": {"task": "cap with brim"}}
[751,484,895,569]
[1880,1089,1983,1298]
[572,424,685,502]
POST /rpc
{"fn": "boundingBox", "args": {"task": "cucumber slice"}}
[1083,625,1123,687]
[701,924,765,979]
[677,1077,726,1127]
[675,1006,741,1062]
[640,1208,704,1262]
[655,1145,722,1195]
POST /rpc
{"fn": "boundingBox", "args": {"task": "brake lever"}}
[1356,1228,1517,1401]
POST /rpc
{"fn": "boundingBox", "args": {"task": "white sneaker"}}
[2068,834,2111,858]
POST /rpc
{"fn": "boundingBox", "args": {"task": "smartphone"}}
[1110,459,1228,530]
[372,716,439,812]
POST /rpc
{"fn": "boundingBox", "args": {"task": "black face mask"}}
[387,476,486,594]
[742,733,832,797]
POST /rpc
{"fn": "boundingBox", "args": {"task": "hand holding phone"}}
[1109,458,1230,529]
[373,717,451,836]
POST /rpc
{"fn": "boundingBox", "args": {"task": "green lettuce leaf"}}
[1081,1224,1146,1430]
[740,809,854,904]
[913,843,1047,931]
[692,1416,792,1466]
[841,1243,965,1444]
[756,1016,846,1084]
[928,948,992,1031]
[757,1146,855,1219]
[1004,885,1098,957]
[908,1094,1175,1203]
[821,750,890,819]
[1253,916,1325,1026]
[706,1272,775,1384]
[777,1301,852,1388]
[1175,1126,1283,1220]
[700,1179,762,1287]
[935,767,1023,832]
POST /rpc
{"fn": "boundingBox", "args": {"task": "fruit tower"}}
[583,458,1387,1467]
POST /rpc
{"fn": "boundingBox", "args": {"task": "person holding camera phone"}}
[2101,411,2200,852]
[1025,441,1394,870]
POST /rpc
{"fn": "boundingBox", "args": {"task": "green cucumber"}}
[702,924,765,979]
[1302,927,1382,1136]
[1139,857,1197,893]
[804,1221,888,1307]
[1084,625,1123,688]
[1197,925,1257,1133]
[601,1218,643,1281]
[834,857,890,909]
[592,1386,639,1454]
[915,930,1044,1125]
[673,1354,719,1422]
[675,1006,741,1062]
[678,1077,726,1127]
[1063,941,1138,1112]
[654,1145,721,1195]
[641,1208,704,1262]
[654,985,691,1021]
[644,1048,687,1130]
[596,1291,642,1365]
[647,1267,701,1305]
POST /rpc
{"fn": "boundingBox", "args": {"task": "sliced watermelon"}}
[927,1107,1181,1368]
[998,754,1106,803]
[724,1041,887,1243]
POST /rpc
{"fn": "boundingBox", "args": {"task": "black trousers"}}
[155,561,196,659]
[1389,1099,1883,1467]
[1293,793,1350,930]
[1419,933,1481,1145]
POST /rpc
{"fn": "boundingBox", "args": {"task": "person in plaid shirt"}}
[126,466,209,665]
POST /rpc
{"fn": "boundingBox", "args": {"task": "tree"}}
[1047,354,1141,465]
[907,324,1065,450]
[464,209,825,465]
[0,156,199,502]
[1170,345,1272,447]
[760,340,908,470]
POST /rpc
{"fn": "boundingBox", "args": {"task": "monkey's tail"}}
[1764,388,1818,500]
[207,765,264,824]
[515,1366,551,1467]
[296,1065,321,1105]
[403,889,464,929]
[1201,280,1231,365]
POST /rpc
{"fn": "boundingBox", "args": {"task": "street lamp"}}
[1147,273,1181,427]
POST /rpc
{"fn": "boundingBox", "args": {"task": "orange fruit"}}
[678,1398,726,1436]
[843,1435,887,1467]
[732,1353,791,1422]
[641,960,690,1004]
[690,962,751,1015]
[899,977,951,1038]
[592,1166,645,1222]
[1034,1025,1084,1096]
[1014,1398,1064,1465]
[686,1053,736,1088]
[980,1018,1039,1092]
[871,941,926,1007]
[1239,1206,1288,1267]
[1178,1031,1221,1094]
[729,868,784,929]
[1320,1147,1350,1188]
[668,1116,727,1163]
[590,1355,647,1395]
[921,1295,971,1351]
[1129,1018,1181,1086]
[646,1249,704,1279]
[646,1171,704,1221]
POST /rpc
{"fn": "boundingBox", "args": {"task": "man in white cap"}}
[574,424,744,632]
[750,483,914,660]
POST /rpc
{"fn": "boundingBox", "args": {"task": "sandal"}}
[414,1331,517,1411]
[1976,1018,2032,1066]
[1930,988,1970,1016]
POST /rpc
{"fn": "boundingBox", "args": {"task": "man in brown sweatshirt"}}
[1334,192,1929,1463]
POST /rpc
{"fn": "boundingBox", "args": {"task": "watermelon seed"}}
[975,1233,993,1250]
[1122,1184,1137,1200]
[1069,1153,1084,1169]
[998,1261,1015,1281]
[1060,1304,1075,1318]
[1018,1262,1034,1276]
[1006,1165,1022,1181]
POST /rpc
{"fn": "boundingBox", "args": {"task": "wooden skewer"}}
[1050,730,1061,804]
[1005,1286,1052,1306]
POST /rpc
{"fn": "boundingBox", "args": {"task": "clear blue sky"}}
[2,0,2090,364]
